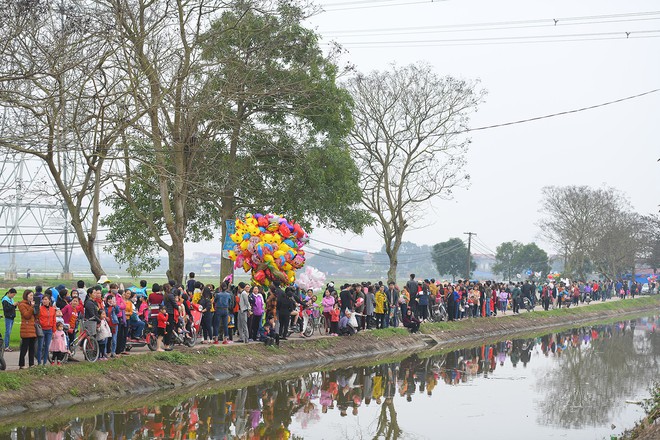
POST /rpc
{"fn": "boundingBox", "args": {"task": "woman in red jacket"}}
[37,295,57,365]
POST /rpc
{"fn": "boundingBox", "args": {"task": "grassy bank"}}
[420,295,660,334]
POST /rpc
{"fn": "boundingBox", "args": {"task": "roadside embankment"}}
[0,296,658,421]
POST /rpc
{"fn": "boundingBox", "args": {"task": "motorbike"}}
[429,302,448,322]
[146,304,201,350]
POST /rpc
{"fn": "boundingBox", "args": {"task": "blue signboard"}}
[222,220,236,251]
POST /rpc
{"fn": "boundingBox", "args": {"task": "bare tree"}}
[346,63,484,282]
[0,0,133,279]
[539,185,643,280]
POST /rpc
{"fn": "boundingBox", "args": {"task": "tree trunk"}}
[219,213,234,283]
[167,239,185,284]
[386,235,402,284]
[82,240,105,281]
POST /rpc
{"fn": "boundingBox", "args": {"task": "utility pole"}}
[464,232,476,281]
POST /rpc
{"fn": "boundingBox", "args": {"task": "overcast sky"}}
[279,0,660,256]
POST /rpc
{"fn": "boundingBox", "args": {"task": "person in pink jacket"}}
[49,321,68,365]
[322,289,335,334]
[113,286,129,355]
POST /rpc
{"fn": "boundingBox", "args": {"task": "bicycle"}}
[67,320,100,363]
[301,306,325,338]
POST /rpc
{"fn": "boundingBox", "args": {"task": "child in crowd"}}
[259,321,280,346]
[157,305,168,352]
[330,302,340,336]
[49,321,68,365]
[97,310,112,360]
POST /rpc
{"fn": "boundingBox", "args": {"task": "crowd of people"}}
[0,271,654,369]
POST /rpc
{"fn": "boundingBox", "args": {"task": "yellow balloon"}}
[228,250,237,260]
[264,254,274,263]
[283,263,292,271]
[274,250,285,259]
[242,261,250,272]
[240,241,249,251]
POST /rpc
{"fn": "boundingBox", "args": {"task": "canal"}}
[2,316,658,439]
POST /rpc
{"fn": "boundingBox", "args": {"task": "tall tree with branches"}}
[346,63,484,282]
[0,0,133,278]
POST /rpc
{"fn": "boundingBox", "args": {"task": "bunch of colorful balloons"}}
[228,213,308,286]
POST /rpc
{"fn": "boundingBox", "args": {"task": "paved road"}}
[1,296,624,371]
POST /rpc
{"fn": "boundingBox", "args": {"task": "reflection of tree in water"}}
[537,322,660,429]
[372,398,401,440]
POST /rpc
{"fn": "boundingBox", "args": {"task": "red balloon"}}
[254,270,266,283]
[279,223,291,238]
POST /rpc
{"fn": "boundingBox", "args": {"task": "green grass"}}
[369,327,409,336]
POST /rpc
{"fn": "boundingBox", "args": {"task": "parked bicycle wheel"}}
[48,350,70,364]
[303,319,314,338]
[184,327,197,347]
[83,337,100,362]
[146,332,157,351]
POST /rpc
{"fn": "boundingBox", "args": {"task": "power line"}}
[326,34,660,48]
[327,29,660,46]
[324,17,660,38]
[322,11,660,36]
[321,0,445,12]
[465,88,660,134]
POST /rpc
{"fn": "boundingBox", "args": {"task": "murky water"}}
[2,316,659,440]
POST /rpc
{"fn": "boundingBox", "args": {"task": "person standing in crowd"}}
[386,281,400,327]
[18,290,37,369]
[417,284,429,322]
[249,285,264,342]
[277,286,293,340]
[198,287,213,343]
[214,283,232,345]
[406,274,418,318]
[484,282,493,316]
[2,288,17,351]
[163,284,178,350]
[339,284,354,316]
[186,272,196,294]
[237,282,251,343]
[37,294,57,365]
[374,286,387,329]
[512,283,521,314]
[322,288,335,334]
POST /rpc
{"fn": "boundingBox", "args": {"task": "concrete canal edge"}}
[0,296,658,424]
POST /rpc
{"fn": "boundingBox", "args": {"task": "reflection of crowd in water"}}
[5,318,657,440]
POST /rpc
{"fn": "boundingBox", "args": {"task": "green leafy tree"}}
[493,241,550,281]
[104,0,370,281]
[432,238,474,282]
